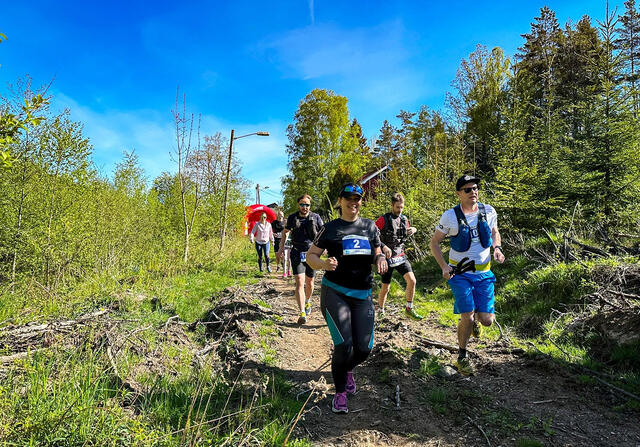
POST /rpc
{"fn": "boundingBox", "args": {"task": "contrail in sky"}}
[308,0,315,25]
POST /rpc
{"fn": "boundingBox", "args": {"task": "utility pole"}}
[256,183,260,204]
[219,130,270,251]
[220,129,235,251]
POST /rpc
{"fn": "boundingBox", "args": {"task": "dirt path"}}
[237,274,640,447]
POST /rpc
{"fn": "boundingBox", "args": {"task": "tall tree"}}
[171,88,202,263]
[517,7,568,206]
[575,4,640,226]
[615,0,640,114]
[283,89,362,213]
[449,45,510,175]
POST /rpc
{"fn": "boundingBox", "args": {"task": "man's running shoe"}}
[455,357,474,375]
[472,320,482,338]
[332,392,348,413]
[304,301,312,316]
[377,308,386,320]
[405,306,424,320]
[345,371,356,395]
[297,313,307,325]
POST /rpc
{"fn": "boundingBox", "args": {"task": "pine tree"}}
[516,7,568,210]
[615,0,640,115]
[577,4,640,227]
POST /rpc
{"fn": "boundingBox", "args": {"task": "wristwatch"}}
[493,245,503,252]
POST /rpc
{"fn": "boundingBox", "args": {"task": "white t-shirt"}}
[435,204,497,271]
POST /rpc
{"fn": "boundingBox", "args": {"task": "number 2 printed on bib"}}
[342,235,372,256]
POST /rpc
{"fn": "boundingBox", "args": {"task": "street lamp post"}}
[255,184,270,204]
[220,129,269,251]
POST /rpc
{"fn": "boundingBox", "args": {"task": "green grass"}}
[0,237,311,446]
[418,355,443,377]
[406,246,640,405]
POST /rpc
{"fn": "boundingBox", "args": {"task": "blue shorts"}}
[448,271,496,314]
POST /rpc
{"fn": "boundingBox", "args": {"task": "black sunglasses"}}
[462,186,479,193]
[298,203,310,208]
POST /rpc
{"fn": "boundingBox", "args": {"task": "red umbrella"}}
[245,204,277,235]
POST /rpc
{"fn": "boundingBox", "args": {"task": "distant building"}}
[359,165,391,198]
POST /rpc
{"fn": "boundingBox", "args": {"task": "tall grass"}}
[0,236,311,446]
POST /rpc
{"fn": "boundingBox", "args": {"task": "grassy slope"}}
[381,244,640,406]
[0,238,311,446]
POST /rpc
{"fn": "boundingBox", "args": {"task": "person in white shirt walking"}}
[250,213,275,273]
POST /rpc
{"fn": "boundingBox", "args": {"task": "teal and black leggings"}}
[320,285,375,393]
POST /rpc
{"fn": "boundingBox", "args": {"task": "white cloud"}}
[257,20,430,108]
[51,92,288,202]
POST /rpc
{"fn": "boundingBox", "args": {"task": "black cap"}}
[456,174,481,191]
[339,183,364,198]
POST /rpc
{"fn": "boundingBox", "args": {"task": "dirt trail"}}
[249,274,640,447]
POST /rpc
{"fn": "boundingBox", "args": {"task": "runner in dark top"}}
[271,210,285,272]
[276,194,324,324]
[306,183,387,414]
[376,192,423,320]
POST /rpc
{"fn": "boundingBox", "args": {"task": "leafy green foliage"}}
[283,88,369,214]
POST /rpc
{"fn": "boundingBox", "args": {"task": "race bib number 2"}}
[342,235,372,256]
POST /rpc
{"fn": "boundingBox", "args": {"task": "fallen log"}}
[0,348,46,364]
[415,335,458,352]
[565,236,611,257]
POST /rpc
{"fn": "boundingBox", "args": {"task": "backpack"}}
[450,203,492,252]
[381,212,408,247]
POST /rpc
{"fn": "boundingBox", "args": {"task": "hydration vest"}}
[292,212,321,243]
[381,212,408,248]
[450,203,492,252]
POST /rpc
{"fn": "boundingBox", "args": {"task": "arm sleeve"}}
[313,225,328,249]
[371,222,381,247]
[251,224,258,236]
[285,214,295,231]
[436,210,457,236]
[375,216,385,230]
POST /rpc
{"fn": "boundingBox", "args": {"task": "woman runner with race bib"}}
[306,183,387,414]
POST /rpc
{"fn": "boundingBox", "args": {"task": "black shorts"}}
[274,237,281,253]
[291,248,315,278]
[380,259,413,284]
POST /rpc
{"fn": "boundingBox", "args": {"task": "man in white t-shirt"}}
[429,174,505,375]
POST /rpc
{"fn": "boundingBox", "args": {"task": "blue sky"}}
[1,0,610,203]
